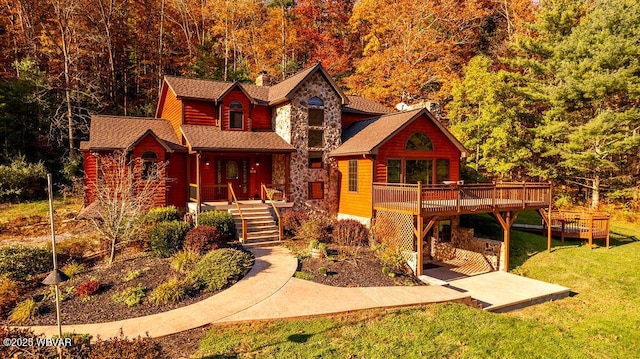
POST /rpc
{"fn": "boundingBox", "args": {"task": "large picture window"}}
[387,159,401,183]
[348,159,358,192]
[436,159,450,183]
[405,159,433,184]
[229,101,243,129]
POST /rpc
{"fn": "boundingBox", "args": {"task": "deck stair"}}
[228,204,280,243]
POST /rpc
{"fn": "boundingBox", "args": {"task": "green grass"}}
[0,197,81,225]
[195,218,640,358]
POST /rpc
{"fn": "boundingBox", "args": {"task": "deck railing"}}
[549,211,610,244]
[372,182,551,215]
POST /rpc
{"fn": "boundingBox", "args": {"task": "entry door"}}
[223,159,248,199]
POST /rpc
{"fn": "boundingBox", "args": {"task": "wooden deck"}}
[373,182,551,216]
[513,210,610,248]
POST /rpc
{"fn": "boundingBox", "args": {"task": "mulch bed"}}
[15,248,248,326]
[297,245,424,287]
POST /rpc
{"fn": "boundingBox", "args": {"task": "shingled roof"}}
[162,63,349,106]
[82,115,185,152]
[181,125,295,152]
[330,109,469,157]
[343,95,394,115]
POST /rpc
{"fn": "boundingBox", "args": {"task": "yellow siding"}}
[337,157,373,219]
[158,84,183,140]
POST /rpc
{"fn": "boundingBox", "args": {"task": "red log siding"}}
[83,150,98,205]
[167,152,187,208]
[375,114,461,183]
[221,89,251,131]
[131,135,168,208]
[251,105,272,130]
[183,100,217,126]
[157,84,184,140]
[337,156,373,219]
[342,112,378,129]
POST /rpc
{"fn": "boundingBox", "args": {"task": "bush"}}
[0,245,50,282]
[77,280,100,298]
[61,261,86,278]
[0,156,47,201]
[149,220,191,257]
[8,298,38,323]
[112,284,145,307]
[371,217,409,273]
[171,250,200,273]
[184,226,226,253]
[282,210,309,238]
[122,269,144,282]
[334,219,369,247]
[148,278,186,306]
[198,210,236,240]
[42,285,75,303]
[51,235,98,260]
[296,216,333,243]
[192,248,253,291]
[144,206,180,225]
[0,275,19,316]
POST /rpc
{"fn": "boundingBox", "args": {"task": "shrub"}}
[42,285,75,303]
[296,216,333,243]
[171,250,200,273]
[282,210,309,238]
[0,245,50,282]
[371,217,409,273]
[8,298,38,323]
[184,226,225,253]
[61,261,86,278]
[198,210,236,240]
[148,278,186,306]
[334,219,369,247]
[112,284,145,307]
[192,248,253,291]
[0,155,47,201]
[122,269,143,282]
[144,206,180,225]
[77,280,100,298]
[52,235,98,260]
[293,271,314,280]
[0,275,19,316]
[149,220,191,257]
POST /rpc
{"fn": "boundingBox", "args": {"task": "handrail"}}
[261,183,283,240]
[227,183,247,243]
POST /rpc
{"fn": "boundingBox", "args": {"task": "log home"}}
[81,62,552,275]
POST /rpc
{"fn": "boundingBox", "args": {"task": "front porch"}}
[372,181,553,276]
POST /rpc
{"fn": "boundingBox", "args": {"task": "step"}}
[241,233,280,242]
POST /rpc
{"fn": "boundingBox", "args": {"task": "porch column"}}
[196,152,201,216]
[284,153,291,201]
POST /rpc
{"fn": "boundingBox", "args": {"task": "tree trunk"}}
[109,236,116,265]
[591,174,600,209]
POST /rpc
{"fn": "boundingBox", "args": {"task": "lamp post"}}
[42,174,69,338]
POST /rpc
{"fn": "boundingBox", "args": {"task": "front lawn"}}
[194,219,640,358]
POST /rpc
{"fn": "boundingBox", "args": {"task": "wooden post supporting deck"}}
[416,181,423,276]
[196,152,201,218]
[493,210,519,272]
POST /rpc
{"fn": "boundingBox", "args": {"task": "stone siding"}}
[273,71,342,212]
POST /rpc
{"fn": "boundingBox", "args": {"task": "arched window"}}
[405,132,434,151]
[308,96,324,107]
[141,151,158,180]
[229,101,243,129]
[308,96,324,148]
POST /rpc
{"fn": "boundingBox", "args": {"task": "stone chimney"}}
[255,71,271,86]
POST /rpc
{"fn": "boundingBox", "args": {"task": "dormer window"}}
[229,101,243,129]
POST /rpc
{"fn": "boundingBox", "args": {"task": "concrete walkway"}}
[29,246,469,339]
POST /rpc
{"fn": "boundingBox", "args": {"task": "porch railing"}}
[261,183,283,240]
[259,183,288,202]
[372,181,551,215]
[189,183,230,203]
[228,183,247,243]
[549,211,610,244]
